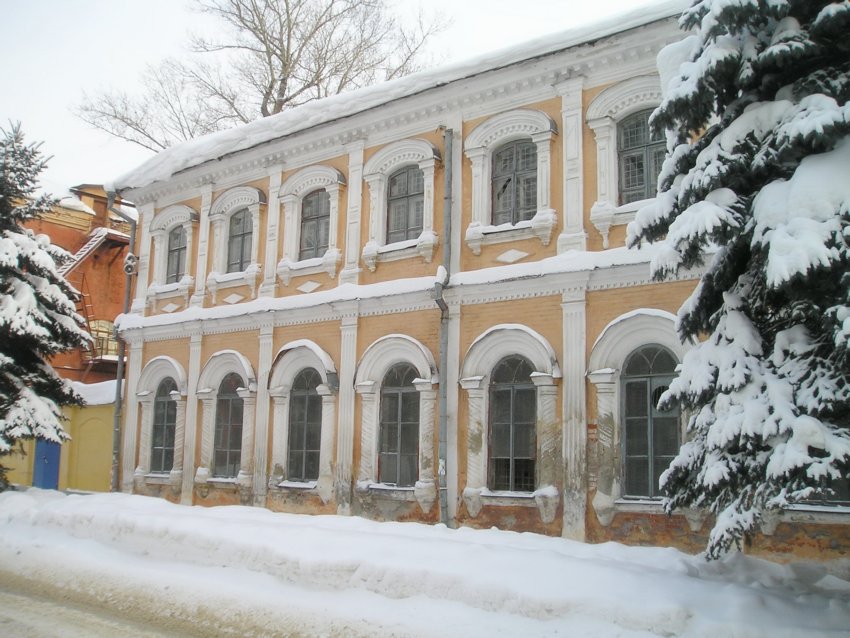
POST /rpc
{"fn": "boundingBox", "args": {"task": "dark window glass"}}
[386,166,424,244]
[379,363,419,487]
[287,368,322,481]
[618,109,665,205]
[213,373,244,478]
[227,208,252,273]
[299,190,331,261]
[488,356,536,492]
[151,378,177,473]
[492,139,537,225]
[166,226,187,284]
[622,345,680,498]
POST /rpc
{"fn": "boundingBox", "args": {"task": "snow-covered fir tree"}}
[628,0,850,557]
[0,124,90,488]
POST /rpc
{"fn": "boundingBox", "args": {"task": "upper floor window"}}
[463,109,557,255]
[227,208,253,273]
[379,363,420,487]
[489,356,536,492]
[151,377,177,474]
[362,139,440,271]
[214,372,244,478]
[621,345,680,499]
[299,190,331,262]
[618,109,665,205]
[288,368,322,482]
[387,166,425,244]
[492,139,537,226]
[166,226,187,284]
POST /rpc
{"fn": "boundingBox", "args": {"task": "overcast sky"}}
[0,0,665,191]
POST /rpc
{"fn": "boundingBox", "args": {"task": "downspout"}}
[434,128,453,526]
[107,191,137,493]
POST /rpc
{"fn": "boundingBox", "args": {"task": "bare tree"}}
[77,0,446,151]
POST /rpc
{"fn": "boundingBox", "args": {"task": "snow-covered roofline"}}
[111,0,686,193]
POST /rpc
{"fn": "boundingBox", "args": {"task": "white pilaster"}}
[121,337,144,492]
[251,322,274,504]
[181,329,203,502]
[261,169,283,296]
[131,203,154,314]
[556,77,587,252]
[340,141,364,284]
[336,310,358,512]
[190,184,213,307]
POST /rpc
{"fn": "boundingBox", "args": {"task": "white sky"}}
[0,0,664,190]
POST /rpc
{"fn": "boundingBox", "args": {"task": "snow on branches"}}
[628,0,850,557]
[0,124,89,473]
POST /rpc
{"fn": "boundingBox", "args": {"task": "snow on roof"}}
[36,178,96,215]
[70,380,118,406]
[111,0,687,193]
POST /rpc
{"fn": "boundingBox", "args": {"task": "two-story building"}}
[112,1,849,561]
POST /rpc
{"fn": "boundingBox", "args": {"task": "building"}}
[6,184,134,490]
[113,1,848,561]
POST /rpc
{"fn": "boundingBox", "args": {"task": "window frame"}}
[150,377,178,474]
[491,139,538,226]
[362,139,440,271]
[165,225,188,284]
[617,109,665,206]
[378,363,420,488]
[277,165,345,285]
[586,75,662,248]
[226,208,253,274]
[386,165,425,245]
[463,109,557,255]
[147,204,197,303]
[286,368,323,482]
[213,372,245,479]
[207,187,265,300]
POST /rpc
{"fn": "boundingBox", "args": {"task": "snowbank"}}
[0,490,847,637]
[70,380,118,406]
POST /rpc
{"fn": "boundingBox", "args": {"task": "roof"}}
[111,0,686,194]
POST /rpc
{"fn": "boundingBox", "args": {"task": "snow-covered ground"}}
[0,490,847,637]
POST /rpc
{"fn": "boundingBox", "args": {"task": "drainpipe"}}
[434,128,453,526]
[107,191,137,493]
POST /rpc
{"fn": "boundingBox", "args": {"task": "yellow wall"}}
[5,402,114,493]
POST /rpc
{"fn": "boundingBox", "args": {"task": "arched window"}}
[379,363,420,487]
[214,373,244,477]
[492,139,537,225]
[151,377,177,473]
[166,225,187,284]
[386,166,424,244]
[227,208,253,273]
[618,109,665,205]
[287,368,322,481]
[621,345,680,498]
[299,190,331,261]
[489,356,536,492]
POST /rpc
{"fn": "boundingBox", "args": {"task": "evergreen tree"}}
[629,0,850,557]
[0,124,89,488]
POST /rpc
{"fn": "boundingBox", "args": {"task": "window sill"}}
[463,485,559,523]
[464,208,555,255]
[276,480,318,490]
[361,231,437,272]
[357,481,418,502]
[589,197,655,248]
[206,266,261,302]
[277,249,340,286]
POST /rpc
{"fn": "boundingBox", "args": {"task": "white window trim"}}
[277,165,345,285]
[133,356,187,493]
[267,340,337,504]
[207,186,265,300]
[354,334,439,513]
[587,310,696,528]
[147,204,197,306]
[362,139,441,271]
[463,109,558,255]
[459,324,561,523]
[194,350,257,497]
[586,75,662,248]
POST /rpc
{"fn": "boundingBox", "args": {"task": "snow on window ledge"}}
[361,231,438,272]
[464,208,555,256]
[276,249,340,286]
[463,485,559,523]
[275,480,318,491]
[590,197,655,248]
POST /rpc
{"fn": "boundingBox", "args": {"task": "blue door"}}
[33,439,60,489]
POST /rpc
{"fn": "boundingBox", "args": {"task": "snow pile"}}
[111,0,687,193]
[70,380,118,406]
[0,490,847,638]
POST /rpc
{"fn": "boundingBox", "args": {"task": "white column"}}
[445,301,461,524]
[131,203,154,314]
[556,77,587,252]
[251,322,274,504]
[588,370,619,527]
[355,381,377,484]
[268,390,289,486]
[460,376,486,518]
[562,281,589,539]
[133,392,154,488]
[261,169,283,296]
[340,141,364,284]
[236,388,257,497]
[190,184,213,307]
[181,329,203,503]
[169,393,186,491]
[316,384,337,504]
[413,379,438,513]
[336,309,358,513]
[121,337,144,492]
